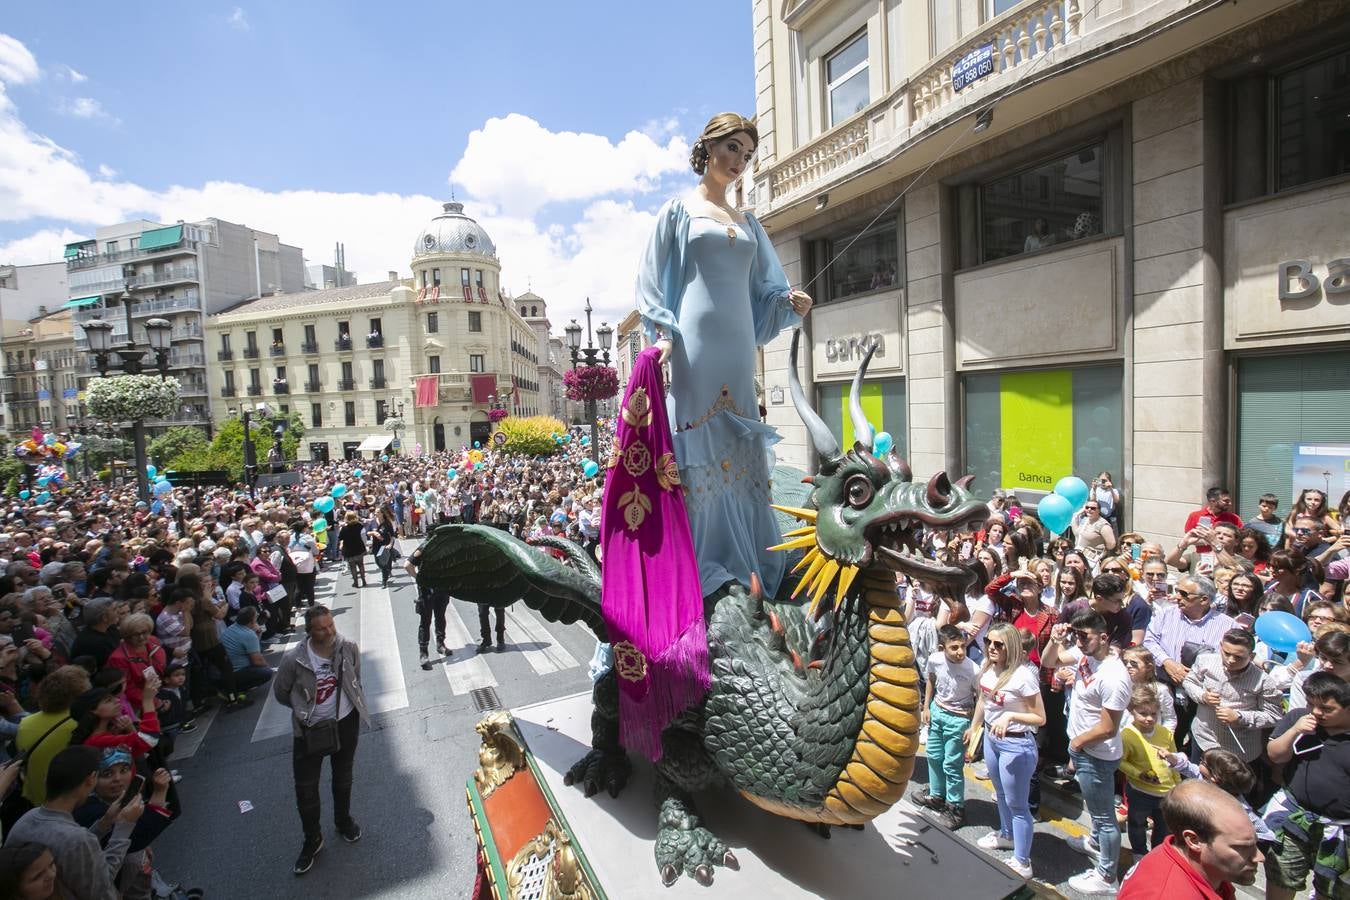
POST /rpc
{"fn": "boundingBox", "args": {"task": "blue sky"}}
[0,2,755,326]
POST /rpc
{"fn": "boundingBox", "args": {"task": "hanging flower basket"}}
[488,407,510,423]
[85,375,181,423]
[564,365,619,402]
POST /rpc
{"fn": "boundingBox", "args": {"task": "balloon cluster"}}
[1037,476,1091,535]
[12,428,79,462]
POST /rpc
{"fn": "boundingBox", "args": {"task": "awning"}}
[61,296,101,310]
[138,225,183,252]
[63,240,94,259]
[356,434,394,452]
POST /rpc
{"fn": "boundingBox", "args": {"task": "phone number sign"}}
[952,43,995,92]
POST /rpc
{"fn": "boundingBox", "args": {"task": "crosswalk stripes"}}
[356,584,408,715]
[437,602,497,696]
[503,606,580,675]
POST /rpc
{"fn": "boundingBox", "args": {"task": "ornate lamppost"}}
[564,298,613,465]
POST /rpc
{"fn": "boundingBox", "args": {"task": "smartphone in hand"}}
[120,774,146,807]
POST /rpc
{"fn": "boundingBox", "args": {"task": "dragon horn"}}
[788,329,839,460]
[848,339,879,449]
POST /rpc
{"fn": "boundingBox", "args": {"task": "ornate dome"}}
[412,201,497,260]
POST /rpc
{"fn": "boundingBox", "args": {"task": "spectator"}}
[1118,685,1180,854]
[1143,577,1235,746]
[1264,672,1350,900]
[1118,779,1263,899]
[1060,573,1136,650]
[219,607,274,694]
[1225,572,1262,621]
[69,682,161,761]
[105,614,165,714]
[1265,550,1322,618]
[4,745,141,900]
[1091,472,1122,532]
[8,666,91,826]
[1286,488,1340,539]
[1246,492,1285,550]
[0,841,59,900]
[1182,487,1244,553]
[67,598,120,669]
[913,624,979,831]
[1072,498,1117,564]
[72,752,179,900]
[335,512,368,589]
[1168,522,1241,580]
[1120,646,1177,733]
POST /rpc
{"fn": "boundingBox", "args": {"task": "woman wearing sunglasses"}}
[966,622,1046,880]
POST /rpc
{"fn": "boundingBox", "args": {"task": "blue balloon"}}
[313,496,335,514]
[1054,476,1090,512]
[872,431,894,456]
[150,500,163,513]
[36,491,50,504]
[581,436,590,445]
[18,490,29,500]
[155,475,169,484]
[34,477,48,488]
[380,454,389,462]
[153,480,172,494]
[473,461,483,470]
[352,469,363,479]
[473,441,481,449]
[447,469,457,479]
[582,460,599,478]
[146,465,157,479]
[1255,611,1311,655]
[1037,493,1074,535]
[331,483,347,498]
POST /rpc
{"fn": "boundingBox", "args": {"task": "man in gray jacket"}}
[5,745,141,900]
[274,604,370,876]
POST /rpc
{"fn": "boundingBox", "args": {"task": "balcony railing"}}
[129,296,200,317]
[301,341,320,354]
[269,345,286,356]
[335,337,353,352]
[172,326,202,340]
[179,382,208,396]
[167,353,205,368]
[65,239,193,271]
[217,350,234,361]
[369,377,387,390]
[272,382,290,394]
[304,381,322,393]
[221,386,236,398]
[366,334,384,348]
[761,0,1117,206]
[129,265,198,289]
[247,385,263,396]
[243,346,260,359]
[337,379,355,391]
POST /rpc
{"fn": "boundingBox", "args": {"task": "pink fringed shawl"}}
[599,346,709,761]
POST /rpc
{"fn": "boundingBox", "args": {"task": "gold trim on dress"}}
[655,453,681,491]
[679,384,742,432]
[622,386,652,429]
[612,641,649,682]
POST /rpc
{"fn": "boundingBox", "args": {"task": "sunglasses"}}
[1072,630,1094,642]
[1103,567,1127,574]
[986,639,1006,649]
[1084,505,1099,511]
[1293,528,1314,535]
[1175,589,1198,600]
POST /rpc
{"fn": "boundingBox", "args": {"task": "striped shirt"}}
[1181,653,1283,761]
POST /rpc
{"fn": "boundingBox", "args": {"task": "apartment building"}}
[750,0,1350,545]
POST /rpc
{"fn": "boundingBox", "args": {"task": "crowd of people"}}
[906,482,1350,898]
[0,432,610,895]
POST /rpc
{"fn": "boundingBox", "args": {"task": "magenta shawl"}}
[600,346,709,761]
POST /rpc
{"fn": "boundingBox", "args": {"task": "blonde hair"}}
[690,113,758,175]
[1121,646,1158,683]
[981,622,1027,695]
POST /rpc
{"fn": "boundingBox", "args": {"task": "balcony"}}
[217,349,234,361]
[272,381,290,395]
[65,238,193,271]
[366,334,384,349]
[269,344,286,357]
[412,371,471,404]
[180,382,208,396]
[172,326,203,341]
[243,346,260,359]
[247,385,263,397]
[301,341,319,354]
[337,379,356,391]
[369,376,387,390]
[167,353,205,368]
[127,264,198,289]
[335,336,353,352]
[221,386,236,398]
[304,381,322,393]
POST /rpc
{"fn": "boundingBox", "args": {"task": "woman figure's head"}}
[984,519,1006,545]
[1227,572,1261,616]
[1295,489,1328,517]
[1096,471,1114,489]
[1303,601,1350,633]
[1099,556,1134,593]
[1212,566,1238,597]
[1047,537,1070,561]
[1121,646,1157,684]
[1062,550,1091,576]
[1032,558,1054,589]
[976,548,1003,578]
[1235,528,1271,563]
[118,613,154,649]
[0,842,58,900]
[1055,566,1086,603]
[982,623,1026,684]
[1312,628,1350,679]
[1269,549,1309,587]
[690,113,757,187]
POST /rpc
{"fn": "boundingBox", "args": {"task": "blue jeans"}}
[926,703,971,807]
[1124,783,1169,852]
[985,730,1038,865]
[1070,748,1122,881]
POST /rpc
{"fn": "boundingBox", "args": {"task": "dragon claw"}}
[694,865,714,886]
[565,749,632,800]
[723,851,739,870]
[661,865,679,887]
[654,796,735,887]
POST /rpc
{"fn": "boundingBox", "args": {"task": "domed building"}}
[203,200,542,461]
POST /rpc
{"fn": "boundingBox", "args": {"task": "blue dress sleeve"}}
[636,199,686,344]
[746,213,800,346]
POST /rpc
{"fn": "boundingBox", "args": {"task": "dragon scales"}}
[418,330,989,886]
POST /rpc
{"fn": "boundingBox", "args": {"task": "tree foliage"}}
[167,411,305,480]
[148,427,208,466]
[496,416,567,456]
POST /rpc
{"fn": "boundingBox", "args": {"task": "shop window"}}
[974,143,1106,264]
[1237,354,1350,514]
[963,366,1122,500]
[816,378,906,457]
[812,217,901,303]
[826,31,869,127]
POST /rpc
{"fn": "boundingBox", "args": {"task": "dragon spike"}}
[807,558,841,615]
[847,339,880,449]
[955,474,976,491]
[767,534,817,553]
[792,550,831,599]
[788,329,840,460]
[771,504,818,523]
[926,470,953,509]
[782,524,816,538]
[835,564,859,604]
[792,546,822,574]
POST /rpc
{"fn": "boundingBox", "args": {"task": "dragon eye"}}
[845,474,874,509]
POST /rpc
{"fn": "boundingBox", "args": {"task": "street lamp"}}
[226,403,265,498]
[386,398,406,454]
[566,297,612,464]
[80,285,174,502]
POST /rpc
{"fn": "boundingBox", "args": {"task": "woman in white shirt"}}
[967,622,1046,880]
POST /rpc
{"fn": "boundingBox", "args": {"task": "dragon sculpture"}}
[417,331,989,887]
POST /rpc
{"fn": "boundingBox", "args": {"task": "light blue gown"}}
[636,198,801,597]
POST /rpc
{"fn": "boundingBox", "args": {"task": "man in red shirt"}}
[1119,780,1262,900]
[1182,487,1244,554]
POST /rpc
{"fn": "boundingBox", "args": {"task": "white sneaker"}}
[977,832,1013,851]
[972,762,989,780]
[1068,834,1100,857]
[1006,858,1033,880]
[1067,870,1118,895]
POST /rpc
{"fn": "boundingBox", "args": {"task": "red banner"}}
[470,374,496,403]
[414,375,439,408]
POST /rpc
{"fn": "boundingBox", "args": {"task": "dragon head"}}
[771,330,988,617]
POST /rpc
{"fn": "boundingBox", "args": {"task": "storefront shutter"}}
[1237,353,1350,514]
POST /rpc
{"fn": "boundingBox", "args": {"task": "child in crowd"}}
[1120,647,1176,733]
[914,624,980,830]
[1158,746,1274,843]
[155,661,192,756]
[1117,686,1180,853]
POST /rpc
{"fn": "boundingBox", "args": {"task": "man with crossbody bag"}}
[274,605,370,876]
[3,665,90,833]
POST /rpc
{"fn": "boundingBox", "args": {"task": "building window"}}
[249,368,260,388]
[468,311,482,333]
[427,311,439,333]
[428,355,441,374]
[989,0,1022,16]
[308,363,319,385]
[311,403,322,428]
[530,305,538,317]
[224,371,235,391]
[432,268,441,286]
[275,366,286,381]
[376,400,388,424]
[271,327,283,345]
[826,31,869,127]
[469,354,485,373]
[475,269,484,289]
[461,268,471,287]
[520,306,528,316]
[341,361,353,382]
[245,331,257,351]
[338,321,350,339]
[344,401,356,427]
[963,366,1122,500]
[1275,46,1350,192]
[304,324,316,345]
[373,359,385,381]
[369,318,381,336]
[105,240,118,254]
[220,334,231,352]
[811,217,901,303]
[420,270,427,289]
[967,141,1108,265]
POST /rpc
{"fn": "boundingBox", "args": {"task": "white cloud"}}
[227,7,249,31]
[0,227,84,265]
[451,113,687,216]
[0,34,39,86]
[56,64,87,84]
[97,163,117,178]
[58,97,117,123]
